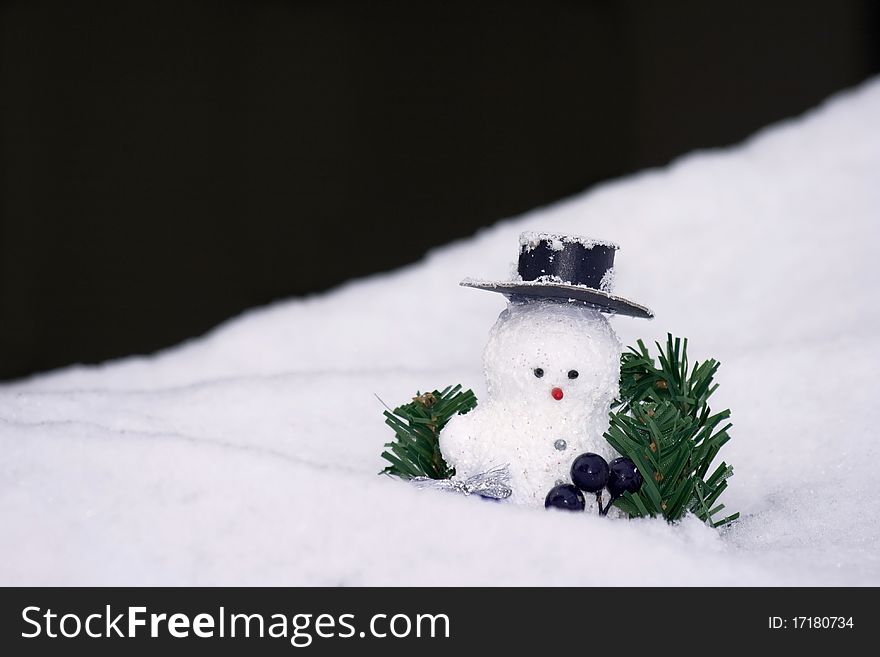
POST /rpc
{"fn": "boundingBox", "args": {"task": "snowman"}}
[440,232,653,508]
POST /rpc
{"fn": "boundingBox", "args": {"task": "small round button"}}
[554,439,567,451]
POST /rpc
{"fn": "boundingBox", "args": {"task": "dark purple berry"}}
[544,484,585,512]
[606,457,643,498]
[570,453,609,493]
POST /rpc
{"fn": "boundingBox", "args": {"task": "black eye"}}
[533,368,544,378]
[567,370,579,379]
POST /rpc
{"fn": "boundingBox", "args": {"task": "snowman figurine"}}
[440,232,653,508]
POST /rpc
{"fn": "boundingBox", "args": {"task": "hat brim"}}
[461,279,653,319]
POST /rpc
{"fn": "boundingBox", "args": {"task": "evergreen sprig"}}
[380,384,477,480]
[605,335,739,527]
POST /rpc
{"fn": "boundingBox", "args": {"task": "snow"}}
[439,301,621,507]
[3,78,880,585]
[599,267,615,293]
[519,231,619,251]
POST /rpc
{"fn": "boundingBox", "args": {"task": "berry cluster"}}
[544,453,643,515]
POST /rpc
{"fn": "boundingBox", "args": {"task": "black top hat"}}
[461,232,653,319]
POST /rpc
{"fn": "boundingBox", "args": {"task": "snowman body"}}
[440,301,622,507]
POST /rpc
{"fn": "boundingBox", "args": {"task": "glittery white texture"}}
[533,274,565,284]
[599,267,616,293]
[439,301,621,507]
[519,231,619,252]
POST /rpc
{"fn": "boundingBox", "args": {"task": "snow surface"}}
[3,79,880,586]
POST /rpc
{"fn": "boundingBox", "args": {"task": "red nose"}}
[551,387,564,401]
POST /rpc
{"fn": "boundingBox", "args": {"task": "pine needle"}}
[607,333,738,526]
[379,384,477,480]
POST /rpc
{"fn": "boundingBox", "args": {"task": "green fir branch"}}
[606,335,739,527]
[380,384,477,480]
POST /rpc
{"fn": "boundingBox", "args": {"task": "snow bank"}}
[2,78,879,585]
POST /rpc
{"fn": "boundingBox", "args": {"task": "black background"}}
[1,0,877,380]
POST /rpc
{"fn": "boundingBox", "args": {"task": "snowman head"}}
[482,301,621,412]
